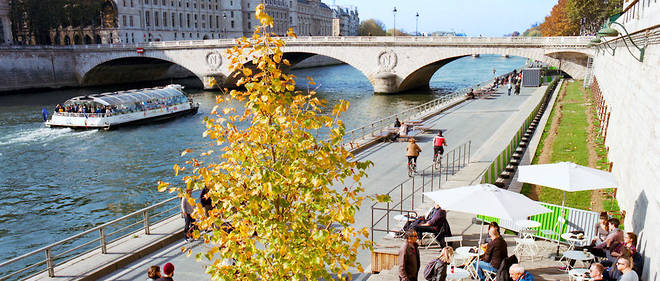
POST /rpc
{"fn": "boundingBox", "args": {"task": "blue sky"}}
[327,0,558,36]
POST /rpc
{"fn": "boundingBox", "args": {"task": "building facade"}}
[0,0,11,44]
[330,5,358,36]
[40,0,336,45]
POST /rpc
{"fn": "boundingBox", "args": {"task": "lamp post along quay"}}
[416,12,419,36]
[393,7,397,38]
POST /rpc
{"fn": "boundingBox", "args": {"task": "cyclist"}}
[406,138,422,171]
[433,131,448,162]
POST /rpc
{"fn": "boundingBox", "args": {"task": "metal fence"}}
[481,78,559,184]
[370,141,471,242]
[0,197,181,280]
[480,201,599,245]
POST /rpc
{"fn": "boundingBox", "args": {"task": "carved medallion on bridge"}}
[206,51,223,70]
[377,50,398,72]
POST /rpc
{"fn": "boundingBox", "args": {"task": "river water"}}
[0,55,525,270]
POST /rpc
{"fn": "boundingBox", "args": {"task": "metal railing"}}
[370,140,471,242]
[0,36,592,51]
[341,81,498,148]
[0,197,181,281]
[480,201,599,246]
[481,78,559,184]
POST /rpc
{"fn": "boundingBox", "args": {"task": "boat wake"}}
[0,126,98,146]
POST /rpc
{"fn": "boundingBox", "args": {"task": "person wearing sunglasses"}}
[616,257,638,281]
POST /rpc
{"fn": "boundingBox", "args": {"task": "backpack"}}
[423,258,441,281]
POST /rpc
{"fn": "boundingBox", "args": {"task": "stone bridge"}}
[0,36,594,94]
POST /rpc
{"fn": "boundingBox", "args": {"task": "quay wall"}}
[590,4,660,280]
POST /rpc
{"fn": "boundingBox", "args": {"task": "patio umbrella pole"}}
[554,191,566,259]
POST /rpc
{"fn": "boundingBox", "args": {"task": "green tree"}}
[159,4,376,280]
[358,19,386,36]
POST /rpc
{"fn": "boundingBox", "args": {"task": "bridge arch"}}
[81,56,203,87]
[398,49,592,92]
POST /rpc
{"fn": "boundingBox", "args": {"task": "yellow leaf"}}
[181,149,191,157]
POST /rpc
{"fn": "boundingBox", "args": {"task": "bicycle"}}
[433,152,443,170]
[407,161,417,177]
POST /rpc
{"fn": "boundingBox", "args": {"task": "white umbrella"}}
[424,184,551,277]
[517,162,618,255]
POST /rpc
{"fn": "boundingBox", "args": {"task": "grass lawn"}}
[523,80,592,210]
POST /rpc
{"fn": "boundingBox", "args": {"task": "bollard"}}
[46,248,54,277]
[100,227,107,254]
[143,211,150,235]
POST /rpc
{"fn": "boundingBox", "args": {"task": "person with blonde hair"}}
[425,246,454,281]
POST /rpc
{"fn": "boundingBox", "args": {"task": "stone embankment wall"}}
[0,49,79,92]
[590,3,659,280]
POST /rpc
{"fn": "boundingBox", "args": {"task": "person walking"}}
[155,262,175,281]
[181,189,195,242]
[398,230,420,281]
[146,265,161,281]
[507,82,512,96]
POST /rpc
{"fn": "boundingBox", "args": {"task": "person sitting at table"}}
[616,257,639,281]
[604,246,633,279]
[590,218,623,258]
[589,263,607,281]
[471,222,508,281]
[413,204,452,247]
[508,264,533,281]
[591,212,610,246]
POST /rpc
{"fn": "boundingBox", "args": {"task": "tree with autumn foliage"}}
[538,0,622,36]
[158,4,376,281]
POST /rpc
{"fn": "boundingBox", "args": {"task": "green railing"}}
[481,78,560,184]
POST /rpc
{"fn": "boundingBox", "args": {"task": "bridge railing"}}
[0,197,181,280]
[340,76,502,148]
[0,36,593,51]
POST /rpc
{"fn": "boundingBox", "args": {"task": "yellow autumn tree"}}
[159,4,374,280]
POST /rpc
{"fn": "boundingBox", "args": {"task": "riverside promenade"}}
[25,82,554,281]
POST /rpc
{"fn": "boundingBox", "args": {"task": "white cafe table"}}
[561,233,589,251]
[561,250,594,271]
[446,267,470,280]
[568,268,590,281]
[515,220,541,238]
[455,247,485,279]
[393,214,416,223]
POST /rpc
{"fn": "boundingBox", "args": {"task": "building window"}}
[202,15,206,28]
[145,0,149,4]
[231,11,234,18]
[130,0,133,7]
[187,14,191,28]
[182,33,185,38]
[162,0,165,5]
[130,16,134,26]
[163,12,167,27]
[180,14,183,27]
[155,12,159,26]
[216,15,219,29]
[0,19,5,43]
[145,11,151,26]
[172,14,176,27]
[231,20,234,28]
[123,15,127,26]
[123,0,126,6]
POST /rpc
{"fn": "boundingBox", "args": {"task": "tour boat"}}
[45,84,199,130]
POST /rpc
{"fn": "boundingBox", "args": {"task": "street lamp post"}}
[392,7,397,38]
[416,12,419,36]
[223,14,227,38]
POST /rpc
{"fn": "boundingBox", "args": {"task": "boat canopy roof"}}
[65,85,185,106]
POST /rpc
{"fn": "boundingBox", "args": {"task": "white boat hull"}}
[46,103,198,130]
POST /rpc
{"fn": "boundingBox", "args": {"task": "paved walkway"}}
[97,85,551,280]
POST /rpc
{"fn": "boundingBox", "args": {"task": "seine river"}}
[0,55,525,271]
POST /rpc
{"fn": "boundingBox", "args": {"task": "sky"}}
[327,0,558,36]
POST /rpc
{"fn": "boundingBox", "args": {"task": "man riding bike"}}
[433,131,448,162]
